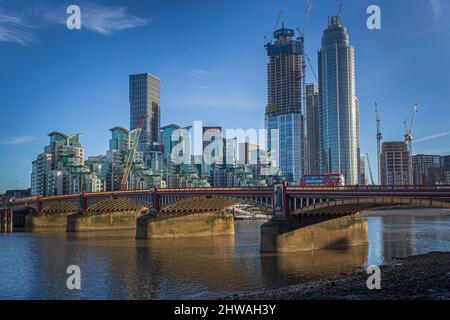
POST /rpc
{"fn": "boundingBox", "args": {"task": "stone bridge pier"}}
[136,198,240,239]
[260,214,369,253]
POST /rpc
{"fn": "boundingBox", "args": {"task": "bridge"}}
[4,183,450,250]
[6,183,450,218]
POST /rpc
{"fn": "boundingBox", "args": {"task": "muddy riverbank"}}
[232,252,450,300]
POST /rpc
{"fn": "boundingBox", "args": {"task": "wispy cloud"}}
[191,68,212,76]
[0,135,36,145]
[44,3,149,35]
[429,0,441,18]
[0,11,36,45]
[197,84,224,90]
[415,131,450,143]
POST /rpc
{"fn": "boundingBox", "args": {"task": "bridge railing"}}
[83,189,152,197]
[287,185,450,192]
[158,186,273,192]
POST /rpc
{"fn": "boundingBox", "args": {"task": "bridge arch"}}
[86,199,149,213]
[290,197,450,216]
[42,201,79,214]
[159,196,270,214]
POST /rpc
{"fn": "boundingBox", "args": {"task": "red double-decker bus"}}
[299,173,345,187]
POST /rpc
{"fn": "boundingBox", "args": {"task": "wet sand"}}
[232,252,450,300]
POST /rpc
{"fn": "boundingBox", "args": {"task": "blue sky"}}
[0,0,449,191]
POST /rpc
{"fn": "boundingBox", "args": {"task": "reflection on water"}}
[365,208,450,266]
[0,208,449,299]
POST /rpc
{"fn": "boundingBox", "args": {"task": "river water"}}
[0,208,449,299]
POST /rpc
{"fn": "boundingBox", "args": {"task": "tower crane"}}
[298,0,313,44]
[120,115,147,191]
[404,103,418,155]
[375,103,382,184]
[274,11,283,31]
[366,153,375,185]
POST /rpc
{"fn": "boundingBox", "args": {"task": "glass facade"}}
[266,113,303,182]
[265,25,305,183]
[305,83,320,174]
[129,73,161,154]
[318,16,359,185]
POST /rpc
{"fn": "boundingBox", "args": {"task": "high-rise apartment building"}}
[412,154,443,185]
[265,25,305,182]
[318,16,360,185]
[380,141,412,185]
[441,155,450,184]
[129,73,161,154]
[306,83,320,174]
[31,132,103,196]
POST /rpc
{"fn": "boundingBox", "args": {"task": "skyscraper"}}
[318,16,360,185]
[265,25,305,182]
[129,73,161,154]
[306,83,320,174]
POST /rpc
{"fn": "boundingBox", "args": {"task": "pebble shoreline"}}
[230,252,450,300]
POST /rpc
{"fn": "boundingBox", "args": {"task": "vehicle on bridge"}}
[299,173,345,187]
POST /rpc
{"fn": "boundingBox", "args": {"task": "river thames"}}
[0,208,449,299]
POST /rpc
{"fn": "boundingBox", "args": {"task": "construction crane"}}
[120,115,147,191]
[264,11,283,45]
[374,103,382,184]
[298,0,313,43]
[274,10,282,31]
[404,103,418,155]
[366,153,375,185]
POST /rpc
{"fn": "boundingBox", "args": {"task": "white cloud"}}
[415,131,450,143]
[45,3,149,35]
[0,135,36,145]
[0,11,36,45]
[191,68,211,76]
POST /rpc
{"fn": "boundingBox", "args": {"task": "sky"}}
[0,0,449,191]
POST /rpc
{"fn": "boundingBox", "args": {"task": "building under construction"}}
[380,141,412,185]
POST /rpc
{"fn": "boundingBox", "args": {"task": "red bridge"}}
[7,183,450,217]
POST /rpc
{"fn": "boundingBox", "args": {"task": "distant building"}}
[129,73,161,154]
[239,142,260,165]
[3,189,32,202]
[306,83,320,174]
[412,154,443,185]
[442,155,450,184]
[162,124,184,159]
[318,15,360,184]
[265,25,305,182]
[359,154,367,185]
[380,141,412,185]
[31,132,102,196]
[105,127,160,190]
[202,126,223,164]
